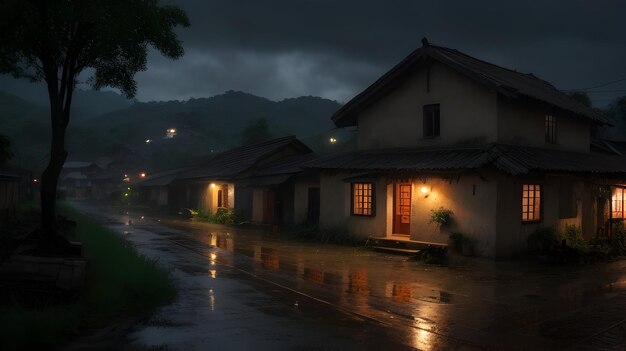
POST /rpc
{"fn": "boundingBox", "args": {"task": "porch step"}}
[371,246,421,255]
[368,237,448,255]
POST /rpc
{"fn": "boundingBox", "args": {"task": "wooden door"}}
[262,190,275,224]
[393,183,411,235]
[307,187,320,225]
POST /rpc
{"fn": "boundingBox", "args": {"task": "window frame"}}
[350,182,376,217]
[423,104,441,138]
[521,184,542,223]
[545,114,557,144]
[612,187,625,219]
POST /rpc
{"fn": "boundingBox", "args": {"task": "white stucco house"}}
[305,38,626,257]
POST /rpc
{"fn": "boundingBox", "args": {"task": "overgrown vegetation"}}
[527,224,626,264]
[194,208,242,225]
[0,205,176,350]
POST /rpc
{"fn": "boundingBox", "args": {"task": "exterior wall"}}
[319,171,387,238]
[494,174,586,257]
[496,96,591,153]
[405,174,498,257]
[198,182,235,214]
[251,189,265,223]
[293,180,319,225]
[149,187,168,207]
[357,61,498,150]
[0,179,18,225]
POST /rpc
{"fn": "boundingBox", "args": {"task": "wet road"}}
[76,203,626,350]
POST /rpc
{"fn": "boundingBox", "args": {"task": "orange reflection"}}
[386,282,412,303]
[261,247,280,270]
[304,268,324,284]
[348,269,369,296]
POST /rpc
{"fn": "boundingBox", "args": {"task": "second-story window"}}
[423,104,440,138]
[545,114,557,144]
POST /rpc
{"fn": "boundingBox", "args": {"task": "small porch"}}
[367,236,448,255]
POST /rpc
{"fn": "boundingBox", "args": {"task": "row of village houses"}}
[29,39,626,257]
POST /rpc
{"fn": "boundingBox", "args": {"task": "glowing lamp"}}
[420,186,431,197]
[210,183,216,189]
[140,172,146,178]
[329,137,337,144]
[32,178,38,183]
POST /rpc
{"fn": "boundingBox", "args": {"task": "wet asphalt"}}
[75,203,626,351]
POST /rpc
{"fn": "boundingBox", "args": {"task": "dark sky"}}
[2,0,626,106]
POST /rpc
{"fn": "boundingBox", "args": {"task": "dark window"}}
[423,104,440,138]
[522,184,541,222]
[217,189,223,207]
[351,183,375,216]
[545,115,557,144]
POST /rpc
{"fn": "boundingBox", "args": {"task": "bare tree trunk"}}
[40,120,67,233]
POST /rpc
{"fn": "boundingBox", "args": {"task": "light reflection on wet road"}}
[76,203,626,350]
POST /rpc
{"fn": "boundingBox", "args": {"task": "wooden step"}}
[371,246,421,255]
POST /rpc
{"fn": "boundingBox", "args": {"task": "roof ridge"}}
[428,44,557,89]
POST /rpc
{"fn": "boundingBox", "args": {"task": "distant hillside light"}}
[166,128,177,139]
[140,172,147,178]
[329,137,337,144]
[145,139,151,144]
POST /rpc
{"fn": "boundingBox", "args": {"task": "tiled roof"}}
[333,40,605,127]
[178,136,312,180]
[304,144,626,176]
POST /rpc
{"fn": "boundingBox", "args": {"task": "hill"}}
[0,89,349,171]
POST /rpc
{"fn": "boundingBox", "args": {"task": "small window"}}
[522,184,541,222]
[423,104,440,138]
[217,189,223,207]
[612,188,625,219]
[545,115,556,144]
[351,183,375,216]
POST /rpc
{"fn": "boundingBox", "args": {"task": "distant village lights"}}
[140,172,147,178]
[166,128,177,139]
[329,137,337,144]
[145,139,151,144]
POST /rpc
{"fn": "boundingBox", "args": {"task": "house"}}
[172,136,316,224]
[305,38,626,257]
[237,153,320,226]
[135,168,187,207]
[59,161,101,199]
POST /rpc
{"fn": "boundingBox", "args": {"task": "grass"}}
[0,204,177,350]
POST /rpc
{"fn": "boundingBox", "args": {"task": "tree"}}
[0,135,13,164]
[240,118,272,145]
[0,0,189,247]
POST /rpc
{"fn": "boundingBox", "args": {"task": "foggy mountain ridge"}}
[0,89,346,170]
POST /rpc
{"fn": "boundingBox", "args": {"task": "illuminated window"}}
[352,183,375,216]
[423,104,440,138]
[545,115,557,144]
[522,184,541,222]
[612,188,625,219]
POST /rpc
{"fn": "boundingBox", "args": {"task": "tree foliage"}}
[567,91,592,108]
[0,135,13,164]
[0,0,189,235]
[240,118,272,145]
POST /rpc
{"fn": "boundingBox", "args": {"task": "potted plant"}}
[429,207,453,229]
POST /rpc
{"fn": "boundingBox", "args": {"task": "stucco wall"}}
[406,174,498,257]
[494,174,585,257]
[357,61,498,150]
[293,180,319,225]
[251,189,264,222]
[319,171,388,238]
[497,96,590,153]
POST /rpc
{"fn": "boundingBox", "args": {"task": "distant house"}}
[59,162,101,199]
[172,136,317,225]
[135,168,186,207]
[238,153,319,226]
[306,39,626,257]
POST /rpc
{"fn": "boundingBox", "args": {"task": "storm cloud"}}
[3,0,626,105]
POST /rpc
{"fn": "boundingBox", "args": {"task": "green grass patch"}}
[0,204,176,350]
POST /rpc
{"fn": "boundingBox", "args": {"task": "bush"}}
[194,208,242,225]
[429,207,453,226]
[565,225,588,251]
[449,232,476,255]
[527,226,560,255]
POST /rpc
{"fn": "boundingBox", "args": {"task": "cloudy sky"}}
[2,0,626,106]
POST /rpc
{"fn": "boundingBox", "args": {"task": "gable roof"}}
[178,136,313,180]
[333,38,604,127]
[304,143,626,176]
